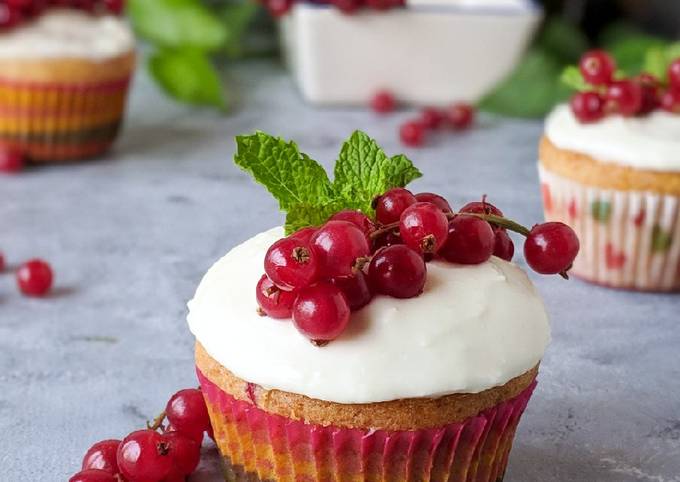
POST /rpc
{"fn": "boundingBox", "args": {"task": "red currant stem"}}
[146,410,167,432]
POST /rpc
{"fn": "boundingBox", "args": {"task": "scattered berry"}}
[292,283,350,343]
[414,192,452,213]
[579,50,616,86]
[0,146,24,173]
[570,91,605,123]
[438,215,495,265]
[264,236,319,290]
[524,222,580,275]
[82,439,121,474]
[256,274,297,319]
[165,389,210,442]
[493,229,514,262]
[331,272,373,311]
[368,245,426,299]
[374,187,417,225]
[370,90,396,114]
[69,469,118,482]
[447,103,475,130]
[16,259,53,296]
[605,80,643,116]
[117,430,174,482]
[420,107,444,129]
[0,252,4,272]
[311,220,371,278]
[399,120,426,147]
[399,202,449,254]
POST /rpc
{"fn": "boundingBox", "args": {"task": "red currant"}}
[570,91,605,123]
[579,50,616,86]
[493,229,514,262]
[331,271,372,311]
[0,146,24,173]
[288,226,317,244]
[420,107,444,129]
[661,89,680,113]
[267,0,293,17]
[524,222,579,275]
[0,4,23,29]
[117,430,174,482]
[668,58,680,90]
[311,220,371,278]
[438,216,495,265]
[165,389,210,442]
[0,252,4,272]
[161,431,200,475]
[256,274,297,319]
[399,120,426,147]
[264,236,319,290]
[16,259,53,296]
[447,103,475,130]
[635,73,661,114]
[374,187,416,225]
[606,80,643,116]
[292,283,350,343]
[370,90,396,113]
[69,469,117,482]
[331,0,361,14]
[365,0,396,10]
[103,0,125,14]
[460,200,503,218]
[161,471,187,482]
[82,439,121,474]
[329,210,376,241]
[399,202,449,254]
[371,229,402,251]
[414,192,452,213]
[368,245,426,299]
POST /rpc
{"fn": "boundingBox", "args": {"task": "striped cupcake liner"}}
[0,76,132,163]
[539,165,680,291]
[197,369,537,482]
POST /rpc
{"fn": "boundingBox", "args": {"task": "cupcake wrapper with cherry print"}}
[0,75,132,163]
[197,369,537,482]
[539,165,680,291]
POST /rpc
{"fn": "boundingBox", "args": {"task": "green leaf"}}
[220,1,260,59]
[643,42,680,82]
[234,132,334,212]
[333,131,422,214]
[538,18,589,63]
[284,202,345,234]
[148,48,226,108]
[129,0,227,51]
[591,201,612,224]
[560,66,590,91]
[478,48,571,118]
[651,225,673,253]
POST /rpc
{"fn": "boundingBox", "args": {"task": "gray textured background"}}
[1,61,679,481]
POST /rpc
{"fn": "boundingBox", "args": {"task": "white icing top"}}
[187,227,550,404]
[406,0,535,11]
[545,104,680,172]
[0,9,134,60]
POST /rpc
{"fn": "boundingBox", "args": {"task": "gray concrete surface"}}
[1,60,679,482]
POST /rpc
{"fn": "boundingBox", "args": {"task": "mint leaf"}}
[234,132,334,212]
[284,202,345,234]
[129,0,227,51]
[540,18,589,63]
[560,66,590,91]
[643,43,680,81]
[333,131,422,213]
[149,48,226,109]
[220,1,260,59]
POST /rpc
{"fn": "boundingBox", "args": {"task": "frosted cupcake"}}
[188,131,578,481]
[539,50,680,291]
[0,4,135,163]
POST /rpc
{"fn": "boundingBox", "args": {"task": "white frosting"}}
[0,9,134,60]
[545,104,680,172]
[188,227,550,404]
[406,0,535,11]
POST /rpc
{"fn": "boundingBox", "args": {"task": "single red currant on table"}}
[82,439,121,474]
[524,222,580,275]
[0,146,24,173]
[256,274,297,319]
[399,202,449,254]
[399,120,426,147]
[292,283,350,343]
[439,215,495,265]
[69,469,118,482]
[311,220,371,278]
[368,245,427,299]
[264,236,318,290]
[0,251,5,272]
[165,388,210,442]
[447,103,475,130]
[420,107,444,129]
[579,50,616,86]
[370,90,396,114]
[374,187,417,224]
[570,91,605,123]
[16,258,53,296]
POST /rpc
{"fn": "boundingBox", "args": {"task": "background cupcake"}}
[0,2,135,163]
[539,50,680,291]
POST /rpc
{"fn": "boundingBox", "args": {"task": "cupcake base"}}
[197,368,536,482]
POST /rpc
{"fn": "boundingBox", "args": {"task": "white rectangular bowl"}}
[281,1,542,105]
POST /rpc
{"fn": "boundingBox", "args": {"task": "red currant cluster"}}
[257,189,579,345]
[263,0,403,18]
[70,388,212,482]
[0,0,125,30]
[370,90,475,147]
[570,49,680,123]
[0,250,54,296]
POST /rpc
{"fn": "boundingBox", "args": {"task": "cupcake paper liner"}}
[0,76,132,162]
[539,165,680,291]
[197,369,537,482]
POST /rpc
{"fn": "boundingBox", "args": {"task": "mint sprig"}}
[234,131,422,234]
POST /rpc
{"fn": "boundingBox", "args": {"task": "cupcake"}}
[539,50,680,291]
[0,3,135,163]
[188,131,578,481]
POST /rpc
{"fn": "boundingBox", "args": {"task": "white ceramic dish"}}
[280,0,542,105]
